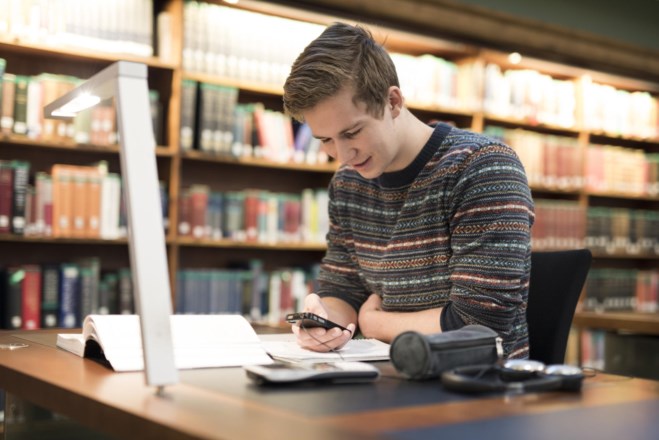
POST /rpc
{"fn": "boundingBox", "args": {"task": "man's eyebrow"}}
[312,122,362,140]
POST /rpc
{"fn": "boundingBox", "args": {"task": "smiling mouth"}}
[351,157,370,168]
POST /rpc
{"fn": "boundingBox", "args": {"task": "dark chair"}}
[527,249,592,364]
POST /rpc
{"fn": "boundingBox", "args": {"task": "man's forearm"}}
[360,307,442,343]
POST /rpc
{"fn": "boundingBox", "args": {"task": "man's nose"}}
[335,141,357,165]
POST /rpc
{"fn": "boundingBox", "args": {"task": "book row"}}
[183,2,659,140]
[532,201,659,254]
[484,126,583,189]
[0,259,321,331]
[0,60,164,146]
[583,269,659,313]
[176,262,321,327]
[0,0,154,57]
[486,126,659,196]
[182,2,320,88]
[580,329,659,380]
[0,260,134,330]
[586,208,659,255]
[0,160,168,239]
[180,81,328,165]
[178,186,329,245]
[586,145,659,197]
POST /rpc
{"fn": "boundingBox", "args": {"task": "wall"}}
[451,0,659,52]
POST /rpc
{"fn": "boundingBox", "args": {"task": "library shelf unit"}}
[0,0,658,368]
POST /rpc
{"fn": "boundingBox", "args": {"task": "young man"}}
[283,22,534,359]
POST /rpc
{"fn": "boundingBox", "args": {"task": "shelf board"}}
[585,190,659,201]
[181,150,337,173]
[0,134,174,157]
[177,237,326,251]
[483,113,580,134]
[0,235,129,245]
[406,100,474,117]
[182,72,283,96]
[0,38,176,70]
[573,311,659,335]
[588,131,659,145]
[590,251,659,260]
[530,184,582,195]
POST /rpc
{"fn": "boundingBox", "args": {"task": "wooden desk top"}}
[2,330,659,440]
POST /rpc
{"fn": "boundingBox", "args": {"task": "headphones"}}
[441,359,584,394]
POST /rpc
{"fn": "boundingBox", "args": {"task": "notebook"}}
[259,333,390,363]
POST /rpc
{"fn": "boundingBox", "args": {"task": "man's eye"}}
[320,138,331,144]
[345,129,361,139]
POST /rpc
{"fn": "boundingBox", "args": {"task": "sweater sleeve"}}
[315,179,370,312]
[443,143,534,345]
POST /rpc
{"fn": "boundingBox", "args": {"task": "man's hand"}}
[291,293,356,352]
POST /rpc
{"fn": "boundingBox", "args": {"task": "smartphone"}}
[286,312,351,333]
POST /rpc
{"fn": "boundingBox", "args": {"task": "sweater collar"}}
[377,122,452,188]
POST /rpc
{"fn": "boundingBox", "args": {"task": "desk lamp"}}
[44,61,178,392]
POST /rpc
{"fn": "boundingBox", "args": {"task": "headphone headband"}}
[441,363,583,394]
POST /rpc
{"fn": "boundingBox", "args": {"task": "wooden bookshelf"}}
[574,312,659,336]
[0,0,657,350]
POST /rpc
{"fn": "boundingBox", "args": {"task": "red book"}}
[243,189,260,242]
[189,185,209,239]
[21,265,42,330]
[0,161,13,234]
[285,197,301,242]
[177,189,192,237]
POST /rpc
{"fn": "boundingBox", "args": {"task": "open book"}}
[259,333,390,363]
[56,314,273,372]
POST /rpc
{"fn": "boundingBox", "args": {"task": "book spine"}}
[1,267,23,329]
[85,168,102,238]
[41,264,60,328]
[118,268,133,314]
[10,160,30,235]
[102,272,119,314]
[12,75,29,135]
[189,184,209,239]
[58,263,80,328]
[1,73,16,134]
[179,80,198,151]
[21,265,42,330]
[76,257,101,321]
[26,76,42,139]
[51,164,73,237]
[198,82,215,153]
[0,58,5,119]
[70,166,88,238]
[0,161,13,234]
[149,89,163,145]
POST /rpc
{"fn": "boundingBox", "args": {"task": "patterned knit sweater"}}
[316,123,535,358]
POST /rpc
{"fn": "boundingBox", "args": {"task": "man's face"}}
[303,86,404,180]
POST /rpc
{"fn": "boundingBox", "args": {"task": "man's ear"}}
[388,86,403,118]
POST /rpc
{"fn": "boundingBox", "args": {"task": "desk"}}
[1,330,659,440]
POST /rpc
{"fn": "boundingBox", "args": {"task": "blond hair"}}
[283,22,399,122]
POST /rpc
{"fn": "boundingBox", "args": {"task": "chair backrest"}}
[527,249,592,364]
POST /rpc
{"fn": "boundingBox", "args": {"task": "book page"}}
[56,333,86,357]
[64,314,273,372]
[259,333,390,363]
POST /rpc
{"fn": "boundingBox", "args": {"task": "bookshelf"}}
[0,0,658,372]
